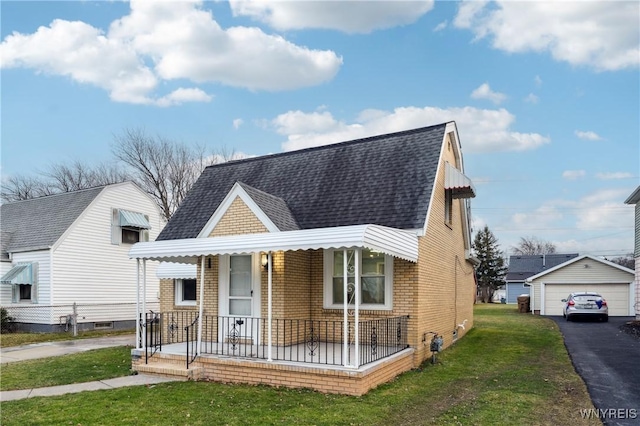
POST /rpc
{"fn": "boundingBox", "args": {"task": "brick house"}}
[129,122,477,395]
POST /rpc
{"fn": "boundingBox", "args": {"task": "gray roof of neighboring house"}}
[0,186,105,255]
[158,123,448,241]
[506,253,580,282]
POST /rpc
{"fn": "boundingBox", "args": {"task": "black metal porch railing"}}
[185,314,199,369]
[199,315,410,367]
[142,313,410,368]
[145,311,162,363]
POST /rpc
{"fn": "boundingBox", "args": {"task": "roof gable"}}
[198,182,296,237]
[159,124,448,241]
[0,186,105,254]
[525,254,635,282]
[506,253,579,281]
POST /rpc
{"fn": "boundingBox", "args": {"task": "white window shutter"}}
[12,284,18,303]
[111,208,121,245]
[142,230,150,242]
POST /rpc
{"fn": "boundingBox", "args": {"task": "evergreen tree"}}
[473,225,507,303]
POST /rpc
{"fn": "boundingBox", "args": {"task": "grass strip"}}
[1,346,133,391]
[1,329,134,348]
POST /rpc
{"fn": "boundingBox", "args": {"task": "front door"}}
[219,254,261,345]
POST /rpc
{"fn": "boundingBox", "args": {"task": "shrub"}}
[1,307,15,333]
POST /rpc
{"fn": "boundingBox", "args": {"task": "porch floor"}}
[148,340,402,368]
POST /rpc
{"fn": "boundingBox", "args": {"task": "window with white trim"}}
[323,248,393,310]
[175,279,197,306]
[111,208,150,245]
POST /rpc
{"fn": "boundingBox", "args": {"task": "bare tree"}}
[511,236,557,255]
[608,255,635,270]
[1,174,54,202]
[1,161,129,203]
[112,128,232,220]
[43,161,130,193]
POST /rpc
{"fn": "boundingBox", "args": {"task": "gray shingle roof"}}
[238,182,299,231]
[506,253,579,281]
[158,123,448,241]
[0,186,105,254]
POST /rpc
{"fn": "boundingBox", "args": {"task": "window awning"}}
[130,224,419,263]
[120,210,151,229]
[1,263,34,285]
[444,162,475,199]
[156,262,198,279]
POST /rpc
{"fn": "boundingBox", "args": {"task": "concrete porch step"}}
[134,362,204,381]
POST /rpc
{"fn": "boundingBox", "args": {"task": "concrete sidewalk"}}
[0,374,181,402]
[1,334,136,364]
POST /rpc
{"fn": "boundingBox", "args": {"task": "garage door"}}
[544,284,630,316]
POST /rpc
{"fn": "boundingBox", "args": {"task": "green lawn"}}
[0,328,134,348]
[1,346,133,391]
[0,305,600,425]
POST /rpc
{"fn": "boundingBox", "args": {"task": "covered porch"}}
[129,224,419,393]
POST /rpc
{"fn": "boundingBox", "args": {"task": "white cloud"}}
[563,170,586,180]
[233,118,244,130]
[155,88,212,107]
[524,93,539,104]
[454,1,640,71]
[271,105,549,153]
[0,0,342,104]
[574,189,635,231]
[470,83,507,104]
[595,172,635,180]
[575,130,603,141]
[433,21,448,32]
[229,0,434,33]
[534,75,542,87]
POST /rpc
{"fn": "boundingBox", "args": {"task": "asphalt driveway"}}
[552,316,640,426]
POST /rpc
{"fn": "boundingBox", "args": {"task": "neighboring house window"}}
[175,279,197,306]
[3,262,39,304]
[111,208,150,245]
[18,284,32,301]
[121,228,141,244]
[445,189,453,226]
[323,248,393,310]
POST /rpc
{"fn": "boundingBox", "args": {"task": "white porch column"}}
[267,252,273,361]
[142,259,147,350]
[342,249,348,366]
[354,248,360,368]
[135,259,140,350]
[197,256,205,355]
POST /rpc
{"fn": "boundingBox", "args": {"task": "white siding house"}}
[1,182,164,332]
[624,186,640,320]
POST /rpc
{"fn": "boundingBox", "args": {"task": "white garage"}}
[526,255,635,317]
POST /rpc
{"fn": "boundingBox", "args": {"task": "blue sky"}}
[1,1,639,257]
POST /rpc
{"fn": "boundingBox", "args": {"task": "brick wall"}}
[133,348,415,396]
[412,132,476,366]
[209,196,268,237]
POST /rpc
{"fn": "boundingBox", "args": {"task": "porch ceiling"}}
[129,224,419,263]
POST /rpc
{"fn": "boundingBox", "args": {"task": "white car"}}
[562,292,608,322]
